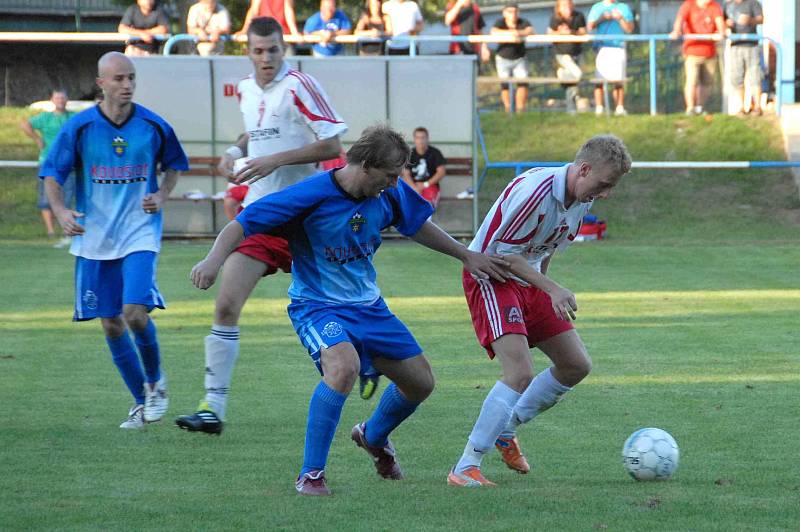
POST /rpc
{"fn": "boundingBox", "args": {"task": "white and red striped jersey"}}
[469,164,591,277]
[236,61,347,206]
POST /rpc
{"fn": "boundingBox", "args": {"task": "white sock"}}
[501,367,571,438]
[455,381,521,472]
[203,324,240,419]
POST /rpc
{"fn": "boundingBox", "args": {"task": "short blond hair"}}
[574,134,632,177]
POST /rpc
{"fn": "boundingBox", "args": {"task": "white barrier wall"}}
[130,55,477,235]
[131,55,476,154]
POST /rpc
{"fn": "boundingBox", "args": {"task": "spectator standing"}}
[118,0,169,56]
[548,0,587,114]
[402,127,446,209]
[187,0,231,56]
[586,0,634,116]
[304,0,352,57]
[382,0,424,55]
[725,0,764,115]
[237,0,300,44]
[444,0,488,60]
[20,89,76,247]
[670,0,724,115]
[355,0,388,56]
[490,3,533,114]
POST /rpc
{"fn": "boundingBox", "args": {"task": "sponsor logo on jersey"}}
[324,237,378,265]
[349,212,366,233]
[321,321,343,338]
[83,290,98,310]
[504,306,523,324]
[112,136,127,156]
[249,127,281,141]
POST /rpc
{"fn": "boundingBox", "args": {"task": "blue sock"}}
[106,333,145,404]
[133,319,161,384]
[364,383,421,448]
[300,380,347,476]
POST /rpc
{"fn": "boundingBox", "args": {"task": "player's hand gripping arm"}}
[44,176,84,235]
[410,220,510,282]
[142,169,179,214]
[503,253,577,321]
[234,135,342,185]
[190,221,245,290]
[219,133,249,180]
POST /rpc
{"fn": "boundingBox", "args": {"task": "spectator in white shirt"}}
[382,0,424,55]
[187,0,232,56]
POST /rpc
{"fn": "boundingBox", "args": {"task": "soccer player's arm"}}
[41,128,83,235]
[491,185,577,320]
[234,76,346,184]
[191,183,318,289]
[388,181,509,282]
[143,121,189,214]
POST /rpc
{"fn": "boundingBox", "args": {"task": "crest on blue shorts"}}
[321,321,343,337]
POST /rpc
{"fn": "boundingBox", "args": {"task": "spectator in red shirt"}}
[237,0,299,40]
[445,0,488,61]
[670,0,725,115]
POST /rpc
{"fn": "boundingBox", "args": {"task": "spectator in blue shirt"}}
[304,0,352,57]
[587,0,634,115]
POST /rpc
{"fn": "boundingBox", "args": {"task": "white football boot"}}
[120,405,145,429]
[143,376,169,422]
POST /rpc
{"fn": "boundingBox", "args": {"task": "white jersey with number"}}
[469,164,591,278]
[236,61,347,207]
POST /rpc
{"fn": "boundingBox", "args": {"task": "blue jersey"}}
[40,104,189,260]
[237,170,433,305]
[587,1,633,48]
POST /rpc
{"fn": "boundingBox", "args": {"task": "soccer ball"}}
[622,428,679,481]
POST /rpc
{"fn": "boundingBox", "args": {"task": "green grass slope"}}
[478,112,799,242]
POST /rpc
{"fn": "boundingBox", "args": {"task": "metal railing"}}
[0,31,785,117]
[162,32,783,117]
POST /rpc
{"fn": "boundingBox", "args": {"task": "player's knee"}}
[123,306,149,331]
[214,295,242,325]
[508,372,533,393]
[101,318,126,338]
[406,371,435,402]
[564,353,592,384]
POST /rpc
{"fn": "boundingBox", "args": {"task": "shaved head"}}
[96,51,136,117]
[98,51,134,78]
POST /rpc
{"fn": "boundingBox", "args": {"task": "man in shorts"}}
[587,0,634,116]
[670,0,724,115]
[447,135,631,486]
[175,16,347,434]
[490,3,534,113]
[189,125,509,495]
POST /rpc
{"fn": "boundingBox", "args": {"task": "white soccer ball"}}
[622,428,679,481]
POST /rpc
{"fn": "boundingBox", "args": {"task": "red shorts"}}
[225,184,249,202]
[462,269,574,358]
[420,185,440,209]
[234,234,292,276]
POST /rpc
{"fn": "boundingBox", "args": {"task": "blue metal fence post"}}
[649,37,657,115]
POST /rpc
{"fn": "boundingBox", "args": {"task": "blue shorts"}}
[73,251,165,321]
[287,298,423,376]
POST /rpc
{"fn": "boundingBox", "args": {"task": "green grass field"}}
[1,240,799,530]
[1,110,799,530]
